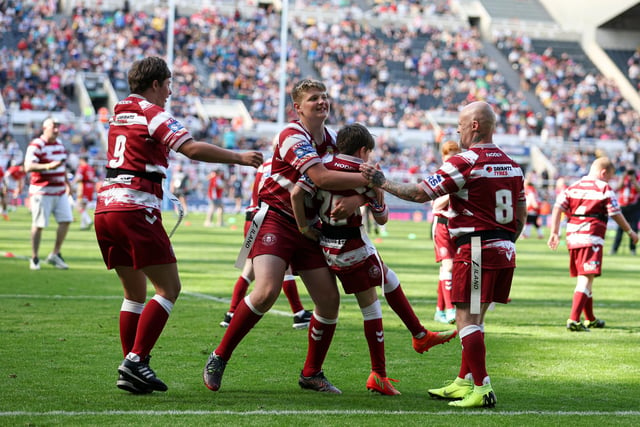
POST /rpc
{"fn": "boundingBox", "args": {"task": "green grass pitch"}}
[1,207,639,426]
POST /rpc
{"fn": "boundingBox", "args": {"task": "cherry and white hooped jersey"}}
[246,159,273,214]
[431,194,453,219]
[259,121,337,218]
[96,94,192,213]
[302,154,383,271]
[3,165,26,191]
[24,137,68,196]
[525,184,541,215]
[555,176,620,249]
[76,162,97,198]
[419,143,525,241]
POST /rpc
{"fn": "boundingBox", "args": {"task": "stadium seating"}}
[1,0,638,190]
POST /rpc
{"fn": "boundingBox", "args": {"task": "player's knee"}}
[383,269,400,293]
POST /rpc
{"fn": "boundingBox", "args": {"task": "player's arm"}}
[177,139,262,168]
[290,184,319,241]
[24,157,63,173]
[547,205,565,250]
[367,187,388,225]
[303,162,368,220]
[360,163,431,203]
[305,162,368,191]
[515,199,527,240]
[611,212,639,245]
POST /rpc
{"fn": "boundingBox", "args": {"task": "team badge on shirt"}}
[293,142,316,160]
[167,119,185,133]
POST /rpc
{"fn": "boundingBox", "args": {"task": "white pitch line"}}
[182,290,294,317]
[1,410,640,417]
[0,291,295,318]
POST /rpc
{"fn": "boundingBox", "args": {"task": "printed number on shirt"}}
[495,189,513,224]
[321,193,348,226]
[109,135,126,168]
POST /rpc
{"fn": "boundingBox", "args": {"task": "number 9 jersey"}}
[96,94,193,214]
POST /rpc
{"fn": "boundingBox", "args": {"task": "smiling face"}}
[294,88,330,124]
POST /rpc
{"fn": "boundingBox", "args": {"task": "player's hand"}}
[331,194,364,220]
[630,230,639,245]
[301,227,321,242]
[239,151,263,168]
[547,234,559,250]
[49,160,64,170]
[360,163,386,187]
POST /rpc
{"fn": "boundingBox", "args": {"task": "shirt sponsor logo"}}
[115,113,136,123]
[485,165,513,176]
[333,162,352,170]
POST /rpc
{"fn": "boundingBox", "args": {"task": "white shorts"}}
[30,193,74,228]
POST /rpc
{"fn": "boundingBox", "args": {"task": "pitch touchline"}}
[0,292,294,317]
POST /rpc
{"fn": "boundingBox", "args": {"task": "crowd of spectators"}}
[494,31,640,144]
[291,17,532,134]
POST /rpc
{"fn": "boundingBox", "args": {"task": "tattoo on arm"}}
[371,170,386,187]
[382,180,425,202]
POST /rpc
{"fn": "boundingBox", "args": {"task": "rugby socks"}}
[569,291,589,322]
[384,285,424,337]
[119,299,144,357]
[457,328,484,379]
[282,275,305,314]
[436,280,445,311]
[362,300,385,376]
[441,271,454,310]
[229,275,251,313]
[215,296,263,361]
[459,325,487,387]
[583,293,595,321]
[130,295,173,359]
[302,313,337,377]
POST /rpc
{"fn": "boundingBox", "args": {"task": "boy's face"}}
[356,146,372,162]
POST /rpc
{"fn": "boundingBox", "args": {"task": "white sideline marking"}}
[2,410,640,417]
[0,291,294,318]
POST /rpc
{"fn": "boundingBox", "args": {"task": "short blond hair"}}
[291,79,326,104]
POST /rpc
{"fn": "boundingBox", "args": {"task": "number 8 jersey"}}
[96,94,192,213]
[420,142,525,243]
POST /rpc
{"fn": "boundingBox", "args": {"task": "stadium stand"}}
[1,0,639,197]
[478,0,553,22]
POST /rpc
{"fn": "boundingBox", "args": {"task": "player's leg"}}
[441,258,456,323]
[383,266,456,353]
[354,287,400,395]
[29,194,49,269]
[581,274,604,328]
[115,263,179,393]
[282,265,311,329]
[47,194,73,269]
[296,266,341,393]
[221,259,254,328]
[204,254,286,391]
